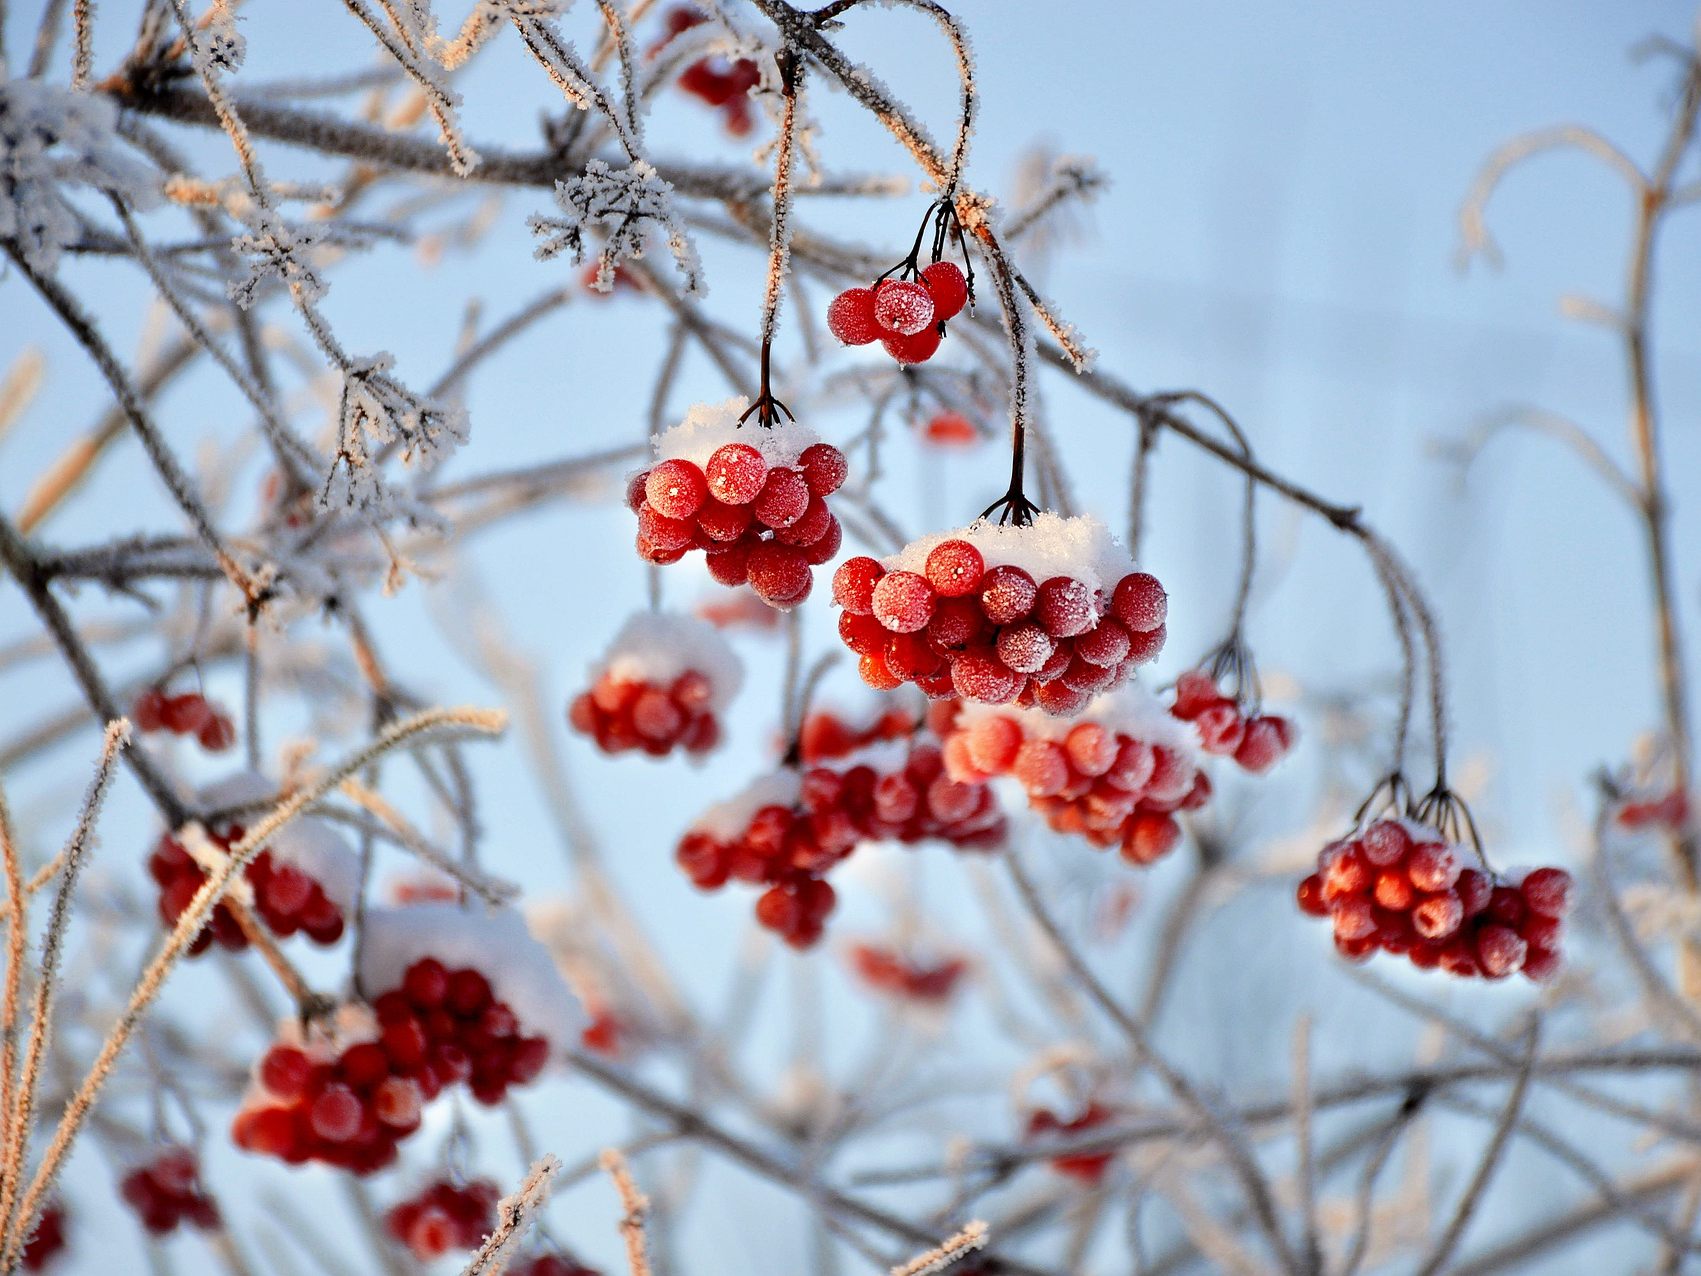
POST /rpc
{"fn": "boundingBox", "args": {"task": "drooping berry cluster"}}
[833,514,1166,714]
[235,909,572,1172]
[828,260,971,365]
[568,613,742,760]
[384,1179,499,1260]
[21,1205,67,1270]
[1296,818,1572,981]
[934,690,1206,866]
[1169,669,1297,773]
[148,828,346,956]
[1023,1104,1116,1184]
[652,7,760,136]
[847,942,969,1005]
[633,399,846,609]
[119,1148,219,1235]
[132,687,235,751]
[676,746,1003,947]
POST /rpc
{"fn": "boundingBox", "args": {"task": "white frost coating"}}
[883,513,1137,602]
[592,611,744,712]
[652,397,821,470]
[690,769,802,839]
[955,681,1193,752]
[196,771,360,911]
[357,904,583,1052]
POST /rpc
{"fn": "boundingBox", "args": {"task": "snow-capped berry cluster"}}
[148,826,348,956]
[234,909,574,1171]
[653,7,760,136]
[847,943,969,1004]
[934,688,1206,866]
[119,1149,219,1235]
[833,514,1166,714]
[21,1204,67,1270]
[1024,1104,1116,1184]
[1169,669,1297,773]
[828,262,970,365]
[132,688,236,751]
[569,612,742,760]
[1296,819,1572,981]
[632,399,846,609]
[384,1179,499,1260]
[676,748,1003,947]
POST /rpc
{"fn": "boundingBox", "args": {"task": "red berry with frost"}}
[871,571,937,633]
[1194,704,1246,755]
[1411,890,1464,939]
[645,459,708,520]
[924,539,985,597]
[919,260,969,320]
[1405,843,1461,893]
[1520,866,1573,917]
[965,715,1022,773]
[1111,573,1167,633]
[951,651,1022,704]
[696,498,752,543]
[797,442,848,496]
[752,467,809,528]
[705,443,767,505]
[832,557,885,614]
[995,623,1055,674]
[827,287,881,345]
[1235,716,1294,773]
[979,565,1038,624]
[882,325,942,365]
[1360,821,1411,867]
[1075,619,1131,667]
[1297,873,1328,916]
[705,542,752,586]
[872,279,936,336]
[1035,577,1095,637]
[1474,924,1527,978]
[1123,812,1181,865]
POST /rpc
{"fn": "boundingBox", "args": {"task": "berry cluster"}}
[119,1148,219,1235]
[132,687,235,751]
[1616,786,1690,833]
[1296,818,1572,981]
[676,748,1003,947]
[384,1179,499,1260]
[828,261,970,365]
[21,1205,67,1271]
[569,613,742,760]
[832,515,1166,714]
[234,959,551,1171]
[934,692,1206,866]
[847,942,968,1004]
[148,829,344,957]
[1169,669,1297,773]
[654,7,760,136]
[1023,1104,1116,1184]
[634,401,846,609]
[919,410,981,448]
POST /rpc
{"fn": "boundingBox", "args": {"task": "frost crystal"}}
[202,2,248,72]
[0,80,158,274]
[530,159,702,293]
[228,208,328,309]
[323,354,469,522]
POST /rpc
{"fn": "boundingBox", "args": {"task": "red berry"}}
[1360,821,1411,867]
[1075,619,1131,667]
[1035,577,1095,637]
[259,1045,312,1098]
[979,565,1037,624]
[919,260,969,320]
[924,540,985,597]
[1235,716,1294,773]
[645,459,708,520]
[1474,924,1528,978]
[747,542,811,607]
[705,542,753,586]
[871,571,936,634]
[705,443,767,505]
[797,443,847,496]
[1520,866,1573,918]
[1411,890,1464,939]
[833,557,885,614]
[1406,843,1461,893]
[752,467,810,529]
[951,650,1022,704]
[1123,812,1181,865]
[882,325,942,365]
[309,1085,362,1143]
[858,653,904,691]
[964,715,1022,774]
[872,279,936,336]
[1296,873,1328,916]
[1194,704,1246,755]
[636,504,694,552]
[827,288,881,345]
[404,958,449,1007]
[995,623,1054,674]
[1110,573,1167,632]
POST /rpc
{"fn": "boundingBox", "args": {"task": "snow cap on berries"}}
[196,771,361,912]
[357,905,583,1051]
[591,611,743,712]
[883,512,1140,605]
[688,770,803,840]
[652,397,821,470]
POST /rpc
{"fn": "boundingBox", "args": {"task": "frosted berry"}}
[951,651,1022,704]
[919,260,969,320]
[752,467,810,529]
[1035,577,1096,637]
[833,557,885,614]
[1520,866,1573,917]
[980,565,1038,625]
[1110,573,1167,632]
[645,459,707,520]
[882,325,942,365]
[797,442,848,496]
[996,624,1054,674]
[924,539,985,597]
[873,278,936,336]
[871,571,937,634]
[827,287,881,345]
[704,443,767,505]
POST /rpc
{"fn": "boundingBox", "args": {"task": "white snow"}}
[357,904,584,1052]
[652,397,821,470]
[689,769,802,839]
[883,512,1138,601]
[592,611,744,712]
[197,770,360,911]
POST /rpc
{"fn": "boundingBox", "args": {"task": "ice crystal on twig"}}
[324,354,469,522]
[203,0,248,72]
[227,209,329,310]
[530,160,701,293]
[0,81,157,275]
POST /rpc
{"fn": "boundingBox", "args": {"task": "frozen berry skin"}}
[979,565,1038,625]
[1520,866,1573,917]
[1035,577,1096,638]
[1075,618,1130,667]
[1111,573,1167,633]
[1296,873,1329,916]
[951,650,1022,704]
[871,571,937,634]
[797,443,848,497]
[882,325,942,365]
[802,517,843,565]
[1235,716,1294,772]
[696,498,753,542]
[833,557,885,614]
[747,543,811,607]
[827,287,881,345]
[752,467,810,529]
[995,624,1054,674]
[919,260,969,320]
[705,542,752,586]
[872,279,936,336]
[705,443,767,505]
[773,496,833,547]
[644,459,708,520]
[1123,812,1181,865]
[924,539,985,597]
[1360,820,1411,867]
